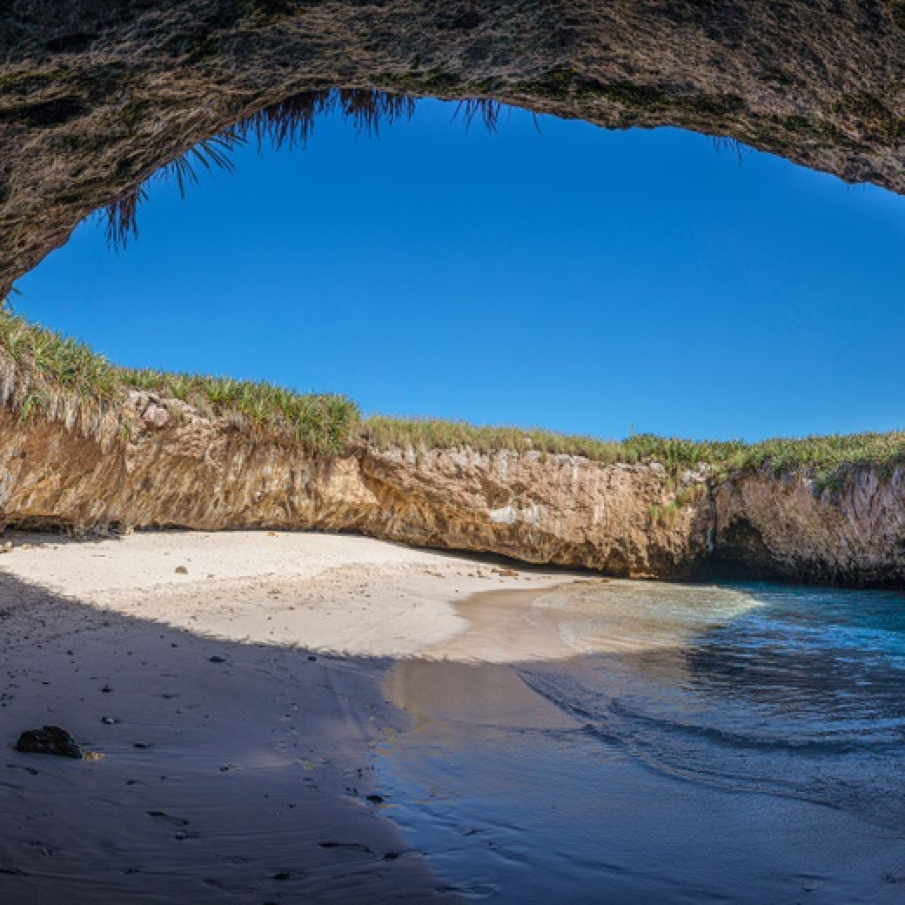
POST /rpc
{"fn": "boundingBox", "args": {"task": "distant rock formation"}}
[1,394,903,587]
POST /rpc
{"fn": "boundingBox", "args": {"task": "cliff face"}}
[0,394,712,579]
[352,445,713,577]
[2,394,903,587]
[711,468,905,586]
[3,0,905,298]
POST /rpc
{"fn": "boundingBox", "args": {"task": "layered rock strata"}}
[2,394,903,587]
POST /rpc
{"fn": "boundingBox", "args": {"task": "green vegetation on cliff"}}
[360,417,905,490]
[1,307,903,488]
[0,307,358,453]
[358,416,745,466]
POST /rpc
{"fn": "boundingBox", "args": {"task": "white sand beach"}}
[0,530,566,903]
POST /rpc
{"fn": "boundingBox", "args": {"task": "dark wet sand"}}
[377,586,905,904]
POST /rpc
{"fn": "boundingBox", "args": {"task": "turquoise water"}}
[377,582,905,903]
[528,582,905,828]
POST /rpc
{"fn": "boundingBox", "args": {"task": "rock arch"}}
[2,0,904,297]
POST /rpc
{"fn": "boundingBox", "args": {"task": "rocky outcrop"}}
[16,725,85,759]
[710,467,905,586]
[2,395,904,587]
[3,1,905,297]
[353,445,714,577]
[0,396,713,578]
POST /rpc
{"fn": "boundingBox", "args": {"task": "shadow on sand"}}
[0,569,457,904]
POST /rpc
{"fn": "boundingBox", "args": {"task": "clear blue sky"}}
[12,99,905,442]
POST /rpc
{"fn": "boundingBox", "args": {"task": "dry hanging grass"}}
[105,131,244,248]
[103,89,499,248]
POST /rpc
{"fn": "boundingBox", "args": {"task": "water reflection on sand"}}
[378,580,905,904]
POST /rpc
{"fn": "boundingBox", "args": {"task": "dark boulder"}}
[16,725,84,759]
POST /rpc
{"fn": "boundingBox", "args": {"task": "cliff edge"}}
[2,392,903,588]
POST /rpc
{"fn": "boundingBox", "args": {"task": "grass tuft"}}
[454,97,501,132]
[0,307,358,454]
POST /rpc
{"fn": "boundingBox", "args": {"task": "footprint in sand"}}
[318,842,373,854]
[147,810,189,827]
[203,879,257,895]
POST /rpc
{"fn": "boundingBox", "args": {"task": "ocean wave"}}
[517,581,905,829]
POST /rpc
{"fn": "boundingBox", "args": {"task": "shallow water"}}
[377,581,905,903]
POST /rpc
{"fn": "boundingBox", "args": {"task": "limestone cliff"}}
[2,393,903,587]
[710,467,905,586]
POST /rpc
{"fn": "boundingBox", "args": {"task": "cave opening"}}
[8,92,904,446]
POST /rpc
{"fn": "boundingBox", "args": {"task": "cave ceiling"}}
[2,0,904,297]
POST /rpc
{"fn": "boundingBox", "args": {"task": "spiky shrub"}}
[358,418,753,468]
[120,368,359,454]
[0,306,122,441]
[733,430,905,491]
[648,502,681,528]
[357,416,631,462]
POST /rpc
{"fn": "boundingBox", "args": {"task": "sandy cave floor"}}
[0,529,571,903]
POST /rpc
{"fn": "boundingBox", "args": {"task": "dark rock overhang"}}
[2,0,904,296]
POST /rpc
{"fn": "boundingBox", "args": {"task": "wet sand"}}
[0,530,566,903]
[378,584,905,904]
[3,532,903,903]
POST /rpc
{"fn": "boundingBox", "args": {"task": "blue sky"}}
[12,99,905,442]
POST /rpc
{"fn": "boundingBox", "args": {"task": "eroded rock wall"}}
[0,397,712,578]
[711,468,905,586]
[1,396,904,586]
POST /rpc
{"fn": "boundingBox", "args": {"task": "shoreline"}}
[5,530,900,902]
[376,581,905,904]
[0,530,568,902]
